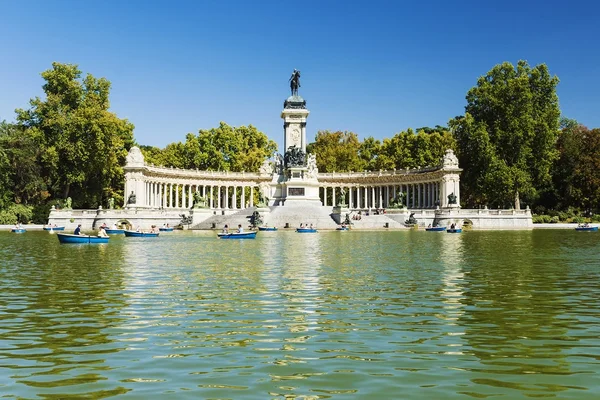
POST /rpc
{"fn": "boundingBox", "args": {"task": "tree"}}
[553,119,600,212]
[306,130,363,172]
[15,62,135,208]
[449,61,560,208]
[0,121,47,207]
[140,122,276,172]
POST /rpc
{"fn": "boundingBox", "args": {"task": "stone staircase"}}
[263,204,340,230]
[192,207,257,230]
[345,213,408,230]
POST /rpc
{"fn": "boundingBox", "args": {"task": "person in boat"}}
[150,225,159,233]
[300,223,304,228]
[100,222,108,229]
[97,226,108,237]
[450,223,455,229]
[166,223,170,228]
[135,226,141,232]
[237,224,244,233]
[222,224,229,233]
[309,223,314,229]
[74,224,82,235]
[428,224,432,228]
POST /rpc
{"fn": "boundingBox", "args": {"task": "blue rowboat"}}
[296,228,317,233]
[258,227,277,231]
[11,228,26,233]
[43,226,65,231]
[57,233,109,244]
[218,231,257,239]
[447,228,462,233]
[124,230,159,237]
[104,229,125,234]
[425,226,446,232]
[159,227,174,232]
[575,226,598,231]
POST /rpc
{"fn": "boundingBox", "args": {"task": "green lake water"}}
[1,229,599,399]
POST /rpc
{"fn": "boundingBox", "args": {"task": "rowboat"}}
[104,229,125,234]
[575,226,598,231]
[124,230,160,237]
[57,233,109,244]
[336,226,349,231]
[296,228,317,233]
[43,226,65,231]
[447,228,462,233]
[217,231,257,239]
[159,227,174,232]
[258,226,277,231]
[425,226,446,232]
[11,228,26,233]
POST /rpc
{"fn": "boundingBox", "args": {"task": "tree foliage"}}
[450,60,560,208]
[142,122,276,172]
[15,62,135,208]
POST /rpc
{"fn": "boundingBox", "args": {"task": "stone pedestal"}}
[190,208,213,226]
[331,205,350,224]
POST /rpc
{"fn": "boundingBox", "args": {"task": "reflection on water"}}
[0,230,599,398]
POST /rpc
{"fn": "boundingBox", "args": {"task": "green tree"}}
[0,121,47,207]
[306,130,363,172]
[553,120,600,212]
[449,60,560,208]
[15,62,135,208]
[140,122,276,172]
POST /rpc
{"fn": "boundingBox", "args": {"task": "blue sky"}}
[1,0,598,151]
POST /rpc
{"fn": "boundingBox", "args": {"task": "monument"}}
[271,69,322,206]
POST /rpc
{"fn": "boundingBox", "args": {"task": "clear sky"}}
[1,0,598,151]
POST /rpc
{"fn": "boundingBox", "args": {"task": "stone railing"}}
[318,166,442,179]
[143,165,266,180]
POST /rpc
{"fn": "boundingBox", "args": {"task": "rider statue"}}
[289,69,301,96]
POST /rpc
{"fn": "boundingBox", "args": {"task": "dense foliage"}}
[449,61,561,208]
[1,60,599,223]
[141,122,277,172]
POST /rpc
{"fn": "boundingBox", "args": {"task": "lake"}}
[1,229,599,399]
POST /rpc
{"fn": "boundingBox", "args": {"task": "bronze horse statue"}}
[289,69,301,96]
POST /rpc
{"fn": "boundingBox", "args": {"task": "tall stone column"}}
[250,186,254,207]
[349,187,353,209]
[241,186,246,208]
[232,187,237,210]
[188,185,192,208]
[378,186,383,208]
[224,186,229,209]
[209,186,214,209]
[332,187,336,206]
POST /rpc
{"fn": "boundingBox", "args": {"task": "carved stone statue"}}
[388,192,404,208]
[64,197,72,209]
[289,69,301,96]
[126,146,145,167]
[448,192,457,205]
[284,145,306,168]
[192,192,208,209]
[337,187,347,206]
[250,211,263,228]
[405,212,417,226]
[257,182,270,207]
[275,153,284,175]
[306,153,318,178]
[108,197,115,209]
[259,160,272,175]
[442,149,459,168]
[127,191,136,205]
[514,191,520,210]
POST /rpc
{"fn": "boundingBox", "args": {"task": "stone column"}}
[209,186,214,209]
[224,186,229,209]
[250,186,254,207]
[378,186,383,208]
[349,187,353,209]
[232,186,237,210]
[332,187,336,206]
[187,185,192,208]
[241,186,246,208]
